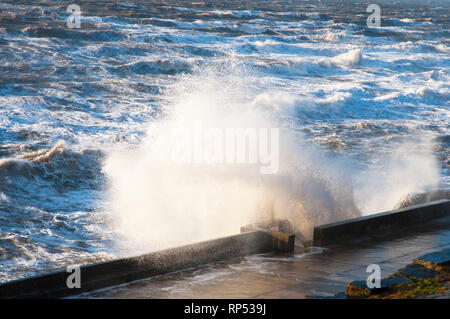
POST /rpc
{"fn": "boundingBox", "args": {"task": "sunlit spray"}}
[103,62,440,255]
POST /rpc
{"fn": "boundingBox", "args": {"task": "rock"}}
[346,276,413,297]
[395,263,439,280]
[413,248,450,271]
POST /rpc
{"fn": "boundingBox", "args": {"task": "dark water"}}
[0,0,449,281]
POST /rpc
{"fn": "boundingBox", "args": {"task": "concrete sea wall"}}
[0,230,274,298]
[313,200,450,247]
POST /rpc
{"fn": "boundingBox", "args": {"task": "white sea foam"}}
[0,192,9,203]
[328,49,362,67]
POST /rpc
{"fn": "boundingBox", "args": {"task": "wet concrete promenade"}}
[78,217,450,299]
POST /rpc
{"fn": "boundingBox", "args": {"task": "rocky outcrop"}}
[343,249,450,299]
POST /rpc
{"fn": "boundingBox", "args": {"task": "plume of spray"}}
[103,61,441,256]
[103,61,361,255]
[353,141,441,215]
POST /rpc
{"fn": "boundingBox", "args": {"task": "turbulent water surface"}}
[0,0,449,281]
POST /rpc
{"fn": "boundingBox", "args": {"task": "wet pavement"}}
[76,217,450,298]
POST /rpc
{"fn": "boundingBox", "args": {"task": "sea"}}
[0,0,448,282]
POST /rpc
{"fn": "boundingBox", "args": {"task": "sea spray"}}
[103,63,361,254]
[106,62,443,255]
[354,141,441,215]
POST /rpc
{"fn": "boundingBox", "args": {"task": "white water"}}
[0,0,448,279]
[104,62,441,254]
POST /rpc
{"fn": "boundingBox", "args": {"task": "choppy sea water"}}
[0,0,449,282]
